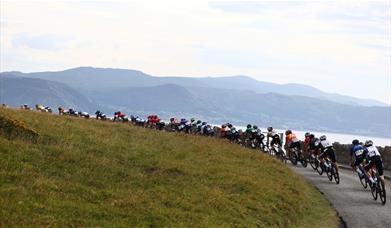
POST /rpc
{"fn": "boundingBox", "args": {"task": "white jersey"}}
[268,130,278,137]
[366,145,381,158]
[320,140,332,148]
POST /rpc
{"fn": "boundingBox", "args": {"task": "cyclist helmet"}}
[227,123,233,128]
[197,120,201,124]
[170,117,174,122]
[285,129,292,135]
[190,118,195,122]
[305,132,310,137]
[202,122,207,125]
[267,127,273,132]
[309,134,315,139]
[221,124,226,128]
[320,135,327,141]
[364,140,373,147]
[352,139,360,145]
[253,125,258,129]
[247,124,252,128]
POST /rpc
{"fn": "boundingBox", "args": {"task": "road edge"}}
[290,166,347,228]
[312,185,347,228]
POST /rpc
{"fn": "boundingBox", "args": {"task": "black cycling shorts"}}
[320,148,337,163]
[289,141,301,150]
[364,155,383,176]
[271,138,281,146]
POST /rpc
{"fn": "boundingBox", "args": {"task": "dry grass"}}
[0,110,39,141]
[0,107,338,227]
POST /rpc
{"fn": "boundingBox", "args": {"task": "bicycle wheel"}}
[371,182,378,200]
[316,162,323,175]
[359,173,367,189]
[327,168,333,181]
[333,166,340,184]
[379,180,386,205]
[277,149,286,164]
[309,156,317,170]
[278,153,284,163]
[269,148,275,156]
[300,154,308,168]
[290,153,298,165]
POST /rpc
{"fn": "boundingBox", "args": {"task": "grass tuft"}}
[0,109,39,142]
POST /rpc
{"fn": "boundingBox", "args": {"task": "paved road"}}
[290,164,391,228]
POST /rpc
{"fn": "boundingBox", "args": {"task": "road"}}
[290,164,391,228]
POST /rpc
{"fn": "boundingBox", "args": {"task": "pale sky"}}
[1,0,390,104]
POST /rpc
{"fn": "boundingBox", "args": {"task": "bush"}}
[0,111,39,142]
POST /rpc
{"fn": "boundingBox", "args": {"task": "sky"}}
[1,0,390,104]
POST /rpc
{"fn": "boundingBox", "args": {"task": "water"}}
[291,130,391,147]
[234,126,391,147]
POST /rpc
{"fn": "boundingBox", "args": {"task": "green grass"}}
[0,108,338,227]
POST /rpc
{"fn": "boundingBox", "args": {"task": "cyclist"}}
[308,134,319,154]
[244,124,255,147]
[245,124,254,137]
[363,140,385,187]
[317,135,339,172]
[220,124,229,138]
[196,120,203,133]
[350,139,366,178]
[267,127,281,147]
[285,130,300,158]
[303,132,311,157]
[226,126,238,142]
[254,125,265,149]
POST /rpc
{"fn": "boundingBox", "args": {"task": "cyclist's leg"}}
[329,149,338,172]
[364,160,375,184]
[319,151,327,165]
[353,156,364,176]
[375,157,385,185]
[287,142,296,158]
[286,147,291,158]
[295,141,301,150]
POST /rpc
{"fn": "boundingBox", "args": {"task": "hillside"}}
[0,108,338,226]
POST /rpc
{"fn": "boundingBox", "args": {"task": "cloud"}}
[197,46,271,69]
[12,34,70,51]
[209,1,308,14]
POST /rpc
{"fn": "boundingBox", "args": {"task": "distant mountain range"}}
[4,67,387,107]
[1,67,390,137]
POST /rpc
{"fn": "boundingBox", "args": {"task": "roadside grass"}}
[0,108,339,227]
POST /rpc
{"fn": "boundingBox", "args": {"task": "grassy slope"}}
[0,108,338,227]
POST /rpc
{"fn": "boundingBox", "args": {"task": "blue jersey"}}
[350,144,365,158]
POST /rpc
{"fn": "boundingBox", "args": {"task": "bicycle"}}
[354,163,368,189]
[320,158,340,184]
[270,144,287,164]
[368,168,386,205]
[290,147,307,167]
[308,152,319,171]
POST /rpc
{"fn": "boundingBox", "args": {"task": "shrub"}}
[0,112,39,142]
